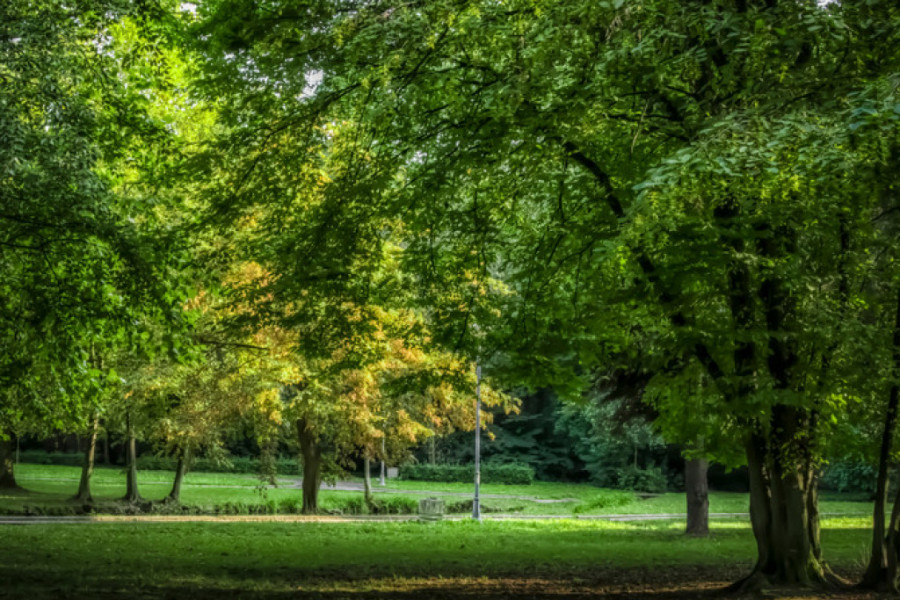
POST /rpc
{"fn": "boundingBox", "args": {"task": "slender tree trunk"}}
[364,456,373,509]
[167,447,189,504]
[0,435,18,489]
[863,288,900,590]
[685,457,709,537]
[297,419,321,514]
[123,413,142,503]
[429,436,436,465]
[74,414,99,502]
[102,429,110,465]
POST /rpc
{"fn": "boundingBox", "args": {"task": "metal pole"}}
[379,435,386,486]
[473,361,482,521]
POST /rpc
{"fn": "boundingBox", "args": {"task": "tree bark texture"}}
[733,419,827,591]
[297,419,321,514]
[0,435,18,489]
[123,413,142,503]
[167,448,189,503]
[685,458,709,537]
[75,414,99,502]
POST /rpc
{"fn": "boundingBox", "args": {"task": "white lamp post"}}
[473,360,482,521]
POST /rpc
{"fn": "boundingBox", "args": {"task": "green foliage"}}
[614,466,668,495]
[401,462,534,485]
[555,387,667,488]
[819,462,897,496]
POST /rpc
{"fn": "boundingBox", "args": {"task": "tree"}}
[192,0,899,587]
[1,0,194,490]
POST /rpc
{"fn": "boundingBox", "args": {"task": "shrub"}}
[445,499,513,514]
[400,462,535,485]
[821,461,879,494]
[572,491,635,514]
[614,465,667,494]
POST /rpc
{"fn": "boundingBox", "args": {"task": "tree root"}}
[724,567,838,596]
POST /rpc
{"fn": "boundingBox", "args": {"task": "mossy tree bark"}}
[0,435,18,489]
[122,413,142,503]
[74,414,99,502]
[166,447,190,504]
[297,419,321,514]
[733,420,827,592]
[685,457,709,537]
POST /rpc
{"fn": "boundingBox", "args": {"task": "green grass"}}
[0,463,878,518]
[0,518,876,598]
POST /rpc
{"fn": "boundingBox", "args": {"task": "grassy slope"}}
[0,519,874,595]
[0,463,877,517]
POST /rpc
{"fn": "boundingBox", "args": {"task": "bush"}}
[17,451,301,476]
[820,461,891,495]
[17,451,83,466]
[319,495,419,515]
[445,499,518,514]
[400,462,534,485]
[614,465,667,494]
[572,490,635,514]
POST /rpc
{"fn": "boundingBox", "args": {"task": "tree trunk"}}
[685,457,709,537]
[297,419,321,514]
[364,456,373,509]
[0,435,18,489]
[862,287,900,591]
[123,413,142,503]
[167,448,189,503]
[74,414,99,502]
[731,420,828,592]
[728,227,829,589]
[102,429,110,465]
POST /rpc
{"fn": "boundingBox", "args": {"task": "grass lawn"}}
[0,518,878,599]
[0,463,878,519]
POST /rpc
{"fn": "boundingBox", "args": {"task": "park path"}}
[0,512,754,525]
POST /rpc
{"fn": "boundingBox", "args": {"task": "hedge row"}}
[18,451,301,476]
[400,462,534,485]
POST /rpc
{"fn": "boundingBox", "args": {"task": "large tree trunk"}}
[862,287,900,591]
[732,418,828,592]
[685,457,709,537]
[0,435,18,489]
[728,226,830,589]
[74,414,99,502]
[297,419,321,514]
[123,413,142,503]
[166,448,189,504]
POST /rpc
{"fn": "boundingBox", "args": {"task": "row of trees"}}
[0,0,506,515]
[2,0,900,592]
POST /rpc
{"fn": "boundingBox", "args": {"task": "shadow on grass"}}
[0,564,876,599]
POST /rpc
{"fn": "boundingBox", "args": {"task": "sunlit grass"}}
[0,463,878,518]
